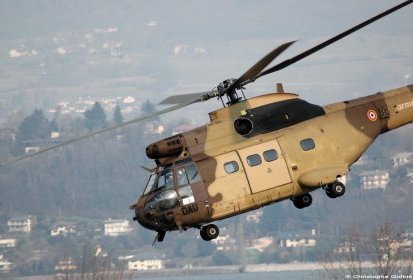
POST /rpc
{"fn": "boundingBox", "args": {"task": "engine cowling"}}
[146,135,183,159]
[233,98,325,137]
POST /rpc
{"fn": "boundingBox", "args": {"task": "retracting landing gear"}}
[200,224,219,241]
[324,181,346,198]
[292,193,313,209]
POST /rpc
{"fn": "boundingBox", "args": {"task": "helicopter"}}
[1,1,413,244]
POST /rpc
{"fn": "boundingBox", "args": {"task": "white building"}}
[210,234,235,251]
[246,209,263,223]
[50,223,77,237]
[127,259,164,271]
[104,219,132,236]
[334,241,357,254]
[391,152,413,167]
[0,255,12,272]
[0,237,16,248]
[279,237,316,248]
[247,236,274,252]
[55,257,77,272]
[360,170,390,190]
[7,215,34,233]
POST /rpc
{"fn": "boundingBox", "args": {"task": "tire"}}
[200,228,210,241]
[326,191,337,199]
[203,224,219,240]
[330,182,345,197]
[293,193,312,209]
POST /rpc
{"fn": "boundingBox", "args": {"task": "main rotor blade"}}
[232,41,296,88]
[0,100,197,166]
[160,42,295,104]
[159,91,211,105]
[254,0,413,80]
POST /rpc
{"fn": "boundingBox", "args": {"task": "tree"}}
[17,109,50,143]
[84,102,107,131]
[321,223,413,279]
[141,100,157,116]
[113,105,123,124]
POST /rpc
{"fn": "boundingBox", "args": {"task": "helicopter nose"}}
[132,204,158,231]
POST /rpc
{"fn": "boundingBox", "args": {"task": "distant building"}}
[334,241,357,254]
[0,255,12,272]
[210,234,235,251]
[7,215,34,233]
[0,237,17,248]
[279,237,316,248]
[50,222,77,237]
[104,219,132,236]
[0,128,16,142]
[24,147,40,154]
[360,170,390,190]
[406,169,413,184]
[127,258,164,271]
[391,152,413,167]
[144,121,165,135]
[247,236,274,252]
[246,209,263,223]
[55,257,77,272]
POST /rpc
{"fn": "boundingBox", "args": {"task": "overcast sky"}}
[0,0,412,124]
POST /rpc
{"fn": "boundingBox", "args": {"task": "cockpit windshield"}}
[142,165,174,196]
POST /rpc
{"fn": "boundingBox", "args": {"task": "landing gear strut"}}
[200,224,219,241]
[325,181,346,198]
[292,193,312,209]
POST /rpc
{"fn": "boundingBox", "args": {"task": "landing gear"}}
[200,224,219,241]
[325,181,346,198]
[292,193,313,209]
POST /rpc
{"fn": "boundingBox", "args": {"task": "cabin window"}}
[247,154,262,167]
[224,161,239,174]
[263,149,279,162]
[300,138,316,151]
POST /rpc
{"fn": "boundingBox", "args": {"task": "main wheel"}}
[201,224,219,241]
[326,182,346,198]
[326,191,337,199]
[293,193,312,209]
[200,227,210,241]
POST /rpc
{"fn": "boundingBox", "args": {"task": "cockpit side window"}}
[186,163,201,183]
[176,167,189,187]
[143,173,157,195]
[157,168,174,190]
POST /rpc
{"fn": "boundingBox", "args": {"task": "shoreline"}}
[14,260,413,279]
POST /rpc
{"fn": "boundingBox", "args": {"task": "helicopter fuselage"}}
[131,84,413,238]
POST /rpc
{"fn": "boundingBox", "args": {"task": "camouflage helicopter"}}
[2,1,413,244]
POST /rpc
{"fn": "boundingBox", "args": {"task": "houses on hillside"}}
[7,215,35,233]
[359,170,390,190]
[103,219,132,237]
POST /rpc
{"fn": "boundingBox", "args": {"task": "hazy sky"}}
[0,0,412,124]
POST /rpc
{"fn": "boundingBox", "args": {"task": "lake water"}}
[135,270,322,280]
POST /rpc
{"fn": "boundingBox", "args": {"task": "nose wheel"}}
[292,193,313,209]
[200,224,219,241]
[325,181,346,198]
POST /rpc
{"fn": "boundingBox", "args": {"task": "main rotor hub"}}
[217,78,243,106]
